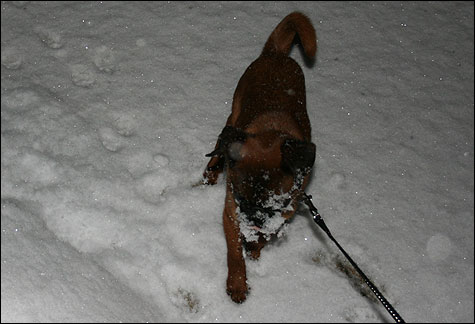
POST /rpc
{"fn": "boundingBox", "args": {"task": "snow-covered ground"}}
[1,1,473,322]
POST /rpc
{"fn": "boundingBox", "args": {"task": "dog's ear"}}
[281,138,316,175]
[206,126,247,161]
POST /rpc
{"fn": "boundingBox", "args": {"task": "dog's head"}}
[207,126,316,216]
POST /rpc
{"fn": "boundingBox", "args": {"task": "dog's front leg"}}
[203,154,224,185]
[223,186,248,303]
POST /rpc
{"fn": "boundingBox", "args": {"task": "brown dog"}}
[204,12,317,303]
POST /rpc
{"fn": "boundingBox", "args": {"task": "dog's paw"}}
[245,242,263,260]
[227,285,249,304]
[247,249,262,260]
[226,278,249,304]
[203,169,220,185]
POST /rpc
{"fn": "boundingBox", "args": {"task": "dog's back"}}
[228,12,316,141]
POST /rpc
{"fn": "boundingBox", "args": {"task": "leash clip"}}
[301,193,331,237]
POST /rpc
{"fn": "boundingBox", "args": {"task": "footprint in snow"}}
[126,151,170,177]
[153,153,170,167]
[98,127,123,152]
[1,48,23,69]
[134,168,177,204]
[93,45,117,74]
[109,112,136,137]
[34,26,63,49]
[70,64,96,88]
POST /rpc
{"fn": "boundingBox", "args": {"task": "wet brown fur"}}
[203,12,317,303]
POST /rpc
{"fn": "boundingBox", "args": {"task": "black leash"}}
[301,193,405,323]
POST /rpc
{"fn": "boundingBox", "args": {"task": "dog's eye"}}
[220,126,247,144]
[281,138,316,175]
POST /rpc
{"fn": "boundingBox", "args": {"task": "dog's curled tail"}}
[262,12,316,58]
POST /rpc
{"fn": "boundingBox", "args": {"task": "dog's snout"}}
[237,197,277,228]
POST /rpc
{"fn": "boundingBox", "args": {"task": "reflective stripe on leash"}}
[301,193,405,323]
